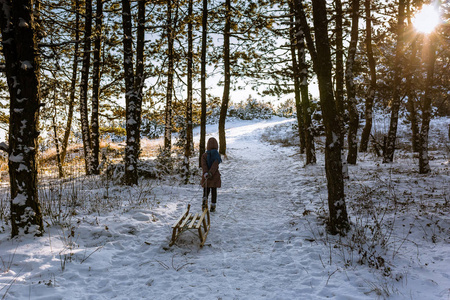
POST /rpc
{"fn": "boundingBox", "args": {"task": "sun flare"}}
[413,5,440,34]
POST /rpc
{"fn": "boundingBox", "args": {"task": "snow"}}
[20,61,33,71]
[0,117,449,299]
[8,153,24,163]
[11,193,27,206]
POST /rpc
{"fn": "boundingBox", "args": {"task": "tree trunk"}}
[289,1,305,155]
[52,118,64,179]
[52,88,64,178]
[383,0,405,163]
[199,0,208,167]
[297,16,315,164]
[294,0,317,68]
[0,0,44,237]
[419,34,437,174]
[164,0,174,152]
[91,0,103,175]
[184,0,193,183]
[359,0,376,152]
[292,0,316,164]
[134,0,145,136]
[405,1,420,153]
[312,0,349,235]
[219,0,231,156]
[405,40,420,153]
[335,0,345,145]
[61,0,80,168]
[345,0,360,164]
[80,0,94,174]
[122,0,134,184]
[122,0,145,185]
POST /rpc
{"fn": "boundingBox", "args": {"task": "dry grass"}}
[0,138,167,183]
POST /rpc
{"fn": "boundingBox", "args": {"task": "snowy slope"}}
[0,117,449,299]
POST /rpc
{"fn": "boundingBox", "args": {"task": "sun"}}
[413,4,441,34]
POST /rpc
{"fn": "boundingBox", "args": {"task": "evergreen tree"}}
[345,0,360,165]
[80,0,95,174]
[359,0,377,153]
[218,0,231,155]
[122,0,146,185]
[91,0,104,175]
[164,0,176,153]
[311,0,349,234]
[419,32,438,174]
[199,0,208,167]
[183,0,194,183]
[383,0,406,163]
[0,0,44,237]
[291,0,316,164]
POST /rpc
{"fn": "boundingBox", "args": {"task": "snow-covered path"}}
[141,119,372,300]
[2,118,449,300]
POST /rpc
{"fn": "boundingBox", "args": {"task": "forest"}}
[0,0,449,298]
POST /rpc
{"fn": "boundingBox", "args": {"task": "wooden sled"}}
[169,204,210,247]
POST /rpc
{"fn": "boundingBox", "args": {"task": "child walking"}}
[201,137,222,212]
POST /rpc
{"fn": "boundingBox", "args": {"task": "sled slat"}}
[196,209,208,229]
[172,205,190,228]
[180,214,193,229]
[188,213,199,229]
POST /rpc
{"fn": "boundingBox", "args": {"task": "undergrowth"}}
[261,116,450,297]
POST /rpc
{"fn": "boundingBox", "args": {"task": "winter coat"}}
[201,138,222,188]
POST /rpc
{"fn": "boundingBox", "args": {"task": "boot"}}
[210,203,216,212]
[202,197,208,211]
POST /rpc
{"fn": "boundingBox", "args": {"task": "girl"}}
[201,137,222,212]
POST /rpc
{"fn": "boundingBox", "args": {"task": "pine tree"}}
[183,0,194,183]
[289,0,306,155]
[80,0,95,174]
[122,0,146,185]
[419,32,438,174]
[404,0,420,153]
[383,0,406,163]
[311,0,349,234]
[291,0,316,164]
[345,0,360,165]
[0,0,44,237]
[199,0,208,167]
[61,0,81,169]
[218,0,232,156]
[91,0,103,175]
[164,0,175,153]
[335,0,345,145]
[359,0,377,153]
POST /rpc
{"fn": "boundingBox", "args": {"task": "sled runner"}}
[169,204,210,247]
